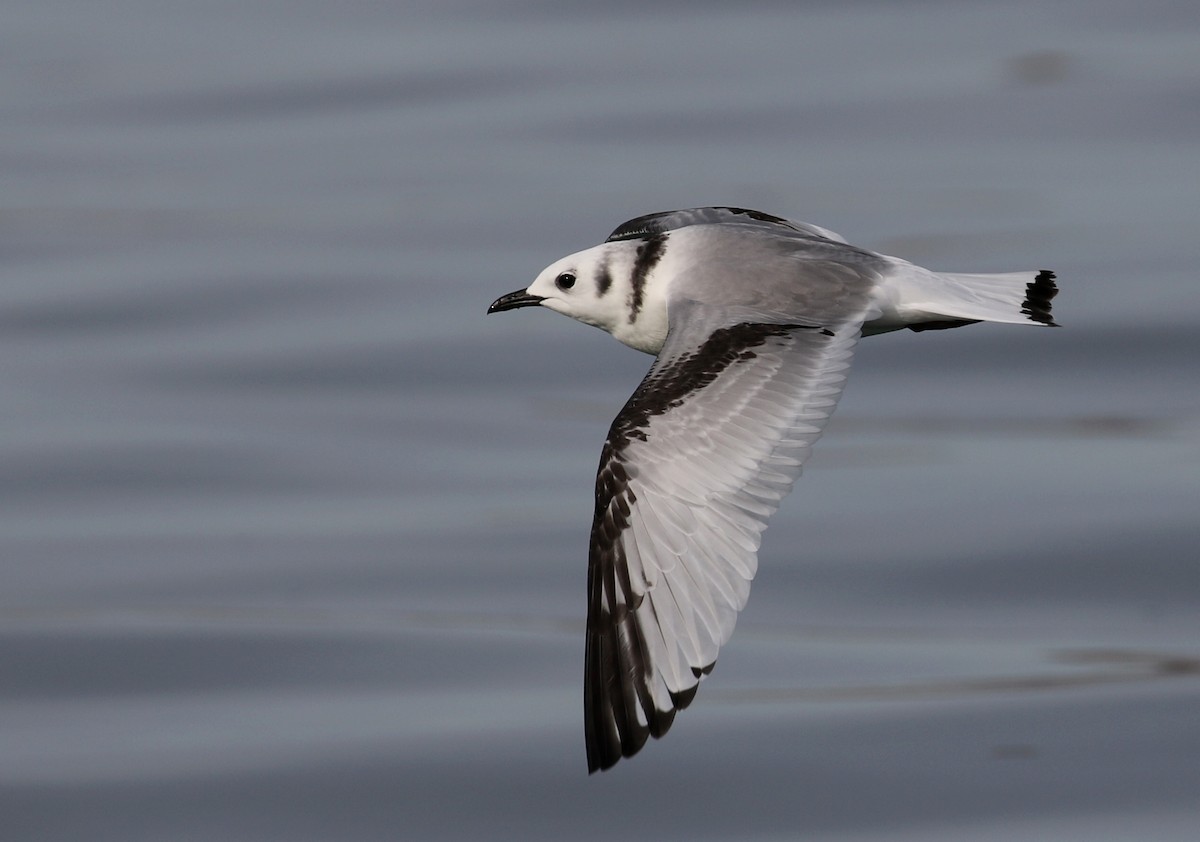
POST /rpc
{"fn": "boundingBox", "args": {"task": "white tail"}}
[868,263,1058,334]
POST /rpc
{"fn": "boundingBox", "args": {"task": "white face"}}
[527,243,630,331]
[525,241,669,355]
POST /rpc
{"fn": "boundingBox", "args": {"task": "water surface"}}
[2,1,1198,839]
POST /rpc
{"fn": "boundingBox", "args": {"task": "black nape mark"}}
[627,233,667,323]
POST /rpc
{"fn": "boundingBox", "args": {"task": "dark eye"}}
[555,272,576,290]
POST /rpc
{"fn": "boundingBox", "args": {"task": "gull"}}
[487,207,1058,772]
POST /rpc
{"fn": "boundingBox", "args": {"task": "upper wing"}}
[584,298,867,772]
[605,207,850,244]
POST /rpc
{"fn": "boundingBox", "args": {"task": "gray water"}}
[3,1,1198,839]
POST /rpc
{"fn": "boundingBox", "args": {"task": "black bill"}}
[487,289,545,314]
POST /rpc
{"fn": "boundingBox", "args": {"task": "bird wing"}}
[605,206,849,244]
[584,275,874,771]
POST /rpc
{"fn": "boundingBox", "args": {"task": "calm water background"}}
[2,1,1198,839]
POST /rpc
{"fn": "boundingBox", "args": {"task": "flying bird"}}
[487,207,1058,772]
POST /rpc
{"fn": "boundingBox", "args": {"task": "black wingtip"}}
[1022,269,1059,326]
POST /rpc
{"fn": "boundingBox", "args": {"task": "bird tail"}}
[879,266,1059,333]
